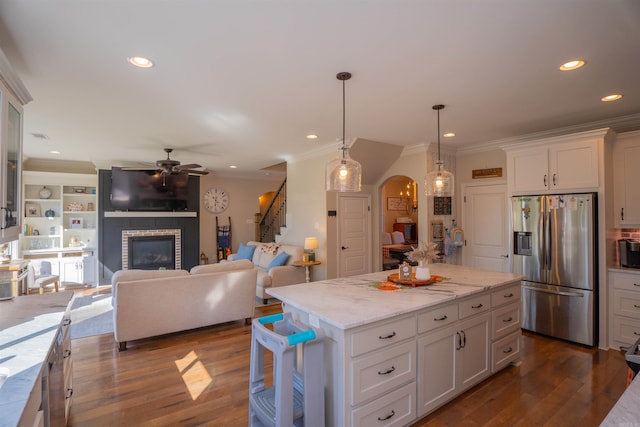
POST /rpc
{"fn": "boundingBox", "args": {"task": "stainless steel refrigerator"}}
[511,193,597,346]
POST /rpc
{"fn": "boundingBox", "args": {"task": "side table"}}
[293,260,321,283]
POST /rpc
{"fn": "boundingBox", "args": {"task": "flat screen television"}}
[110,168,189,211]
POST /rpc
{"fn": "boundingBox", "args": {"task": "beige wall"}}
[198,174,282,263]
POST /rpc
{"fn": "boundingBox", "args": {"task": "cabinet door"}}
[614,138,640,226]
[1,97,23,242]
[417,325,457,417]
[82,255,96,285]
[61,258,82,283]
[458,313,491,392]
[549,140,599,190]
[506,147,549,193]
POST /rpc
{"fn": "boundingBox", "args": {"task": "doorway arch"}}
[379,175,418,270]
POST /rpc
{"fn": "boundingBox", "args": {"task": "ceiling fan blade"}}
[176,163,202,170]
[183,169,209,175]
[120,166,159,171]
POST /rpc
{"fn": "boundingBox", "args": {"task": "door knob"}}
[341,246,348,250]
[501,254,509,258]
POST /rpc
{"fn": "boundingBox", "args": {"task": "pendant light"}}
[325,72,362,192]
[425,104,454,197]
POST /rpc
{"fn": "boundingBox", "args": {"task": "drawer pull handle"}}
[634,304,640,309]
[504,293,514,298]
[66,388,73,399]
[434,315,448,321]
[472,303,483,309]
[503,317,513,323]
[64,349,71,358]
[634,331,640,336]
[634,283,640,287]
[503,347,513,354]
[378,366,396,376]
[377,410,395,421]
[63,318,72,326]
[378,331,397,340]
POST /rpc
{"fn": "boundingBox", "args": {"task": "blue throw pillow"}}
[267,252,289,272]
[236,243,256,261]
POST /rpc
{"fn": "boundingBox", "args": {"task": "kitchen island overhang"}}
[267,264,524,426]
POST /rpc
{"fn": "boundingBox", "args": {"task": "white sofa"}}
[227,241,305,303]
[111,259,257,350]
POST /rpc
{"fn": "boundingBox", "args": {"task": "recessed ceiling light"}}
[50,150,61,155]
[559,60,585,71]
[229,165,237,169]
[306,134,318,140]
[443,132,456,138]
[601,94,623,102]
[127,56,154,68]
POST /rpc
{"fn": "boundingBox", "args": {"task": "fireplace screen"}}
[129,235,176,270]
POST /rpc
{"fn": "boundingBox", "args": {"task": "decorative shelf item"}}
[67,202,84,212]
[38,186,52,199]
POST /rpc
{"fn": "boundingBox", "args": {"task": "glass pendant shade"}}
[424,104,454,197]
[326,71,362,192]
[425,167,454,197]
[326,151,362,192]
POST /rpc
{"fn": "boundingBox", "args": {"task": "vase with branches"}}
[406,241,439,279]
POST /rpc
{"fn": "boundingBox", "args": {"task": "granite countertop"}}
[0,291,74,427]
[608,266,640,274]
[267,264,523,330]
[600,372,640,426]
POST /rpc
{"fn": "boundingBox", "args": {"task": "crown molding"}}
[0,47,32,105]
[457,113,640,155]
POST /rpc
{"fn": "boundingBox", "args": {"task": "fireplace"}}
[122,229,181,270]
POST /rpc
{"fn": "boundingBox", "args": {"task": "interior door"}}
[462,184,510,272]
[338,194,370,277]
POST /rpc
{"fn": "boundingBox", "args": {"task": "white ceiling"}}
[1,0,639,177]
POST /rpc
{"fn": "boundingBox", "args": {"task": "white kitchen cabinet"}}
[0,53,32,244]
[417,311,490,417]
[503,128,611,195]
[613,131,640,227]
[61,253,95,286]
[609,269,640,349]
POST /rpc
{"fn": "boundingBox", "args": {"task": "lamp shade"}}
[304,237,319,251]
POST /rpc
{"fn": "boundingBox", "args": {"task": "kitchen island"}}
[267,264,523,427]
[0,291,74,427]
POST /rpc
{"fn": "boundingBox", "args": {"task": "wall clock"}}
[203,187,229,213]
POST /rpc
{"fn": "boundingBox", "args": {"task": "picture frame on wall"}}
[25,202,41,217]
[387,197,408,211]
[69,217,83,229]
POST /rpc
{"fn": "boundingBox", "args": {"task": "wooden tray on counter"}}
[387,273,444,287]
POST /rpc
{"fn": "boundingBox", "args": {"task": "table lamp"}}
[304,237,319,262]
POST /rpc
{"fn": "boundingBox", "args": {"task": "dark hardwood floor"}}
[68,288,628,426]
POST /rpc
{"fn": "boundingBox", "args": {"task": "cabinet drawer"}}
[351,382,416,427]
[492,302,521,340]
[351,340,416,406]
[459,294,491,319]
[612,272,640,292]
[351,316,416,357]
[492,331,521,373]
[613,290,640,319]
[491,284,521,308]
[418,304,458,334]
[613,315,640,346]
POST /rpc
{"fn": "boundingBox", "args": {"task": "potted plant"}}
[406,241,439,280]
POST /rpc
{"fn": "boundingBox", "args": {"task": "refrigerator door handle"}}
[522,284,585,298]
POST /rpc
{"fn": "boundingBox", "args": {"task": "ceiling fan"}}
[124,148,209,176]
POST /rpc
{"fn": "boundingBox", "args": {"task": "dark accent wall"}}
[98,169,200,284]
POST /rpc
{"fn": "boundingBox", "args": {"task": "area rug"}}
[70,293,114,339]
